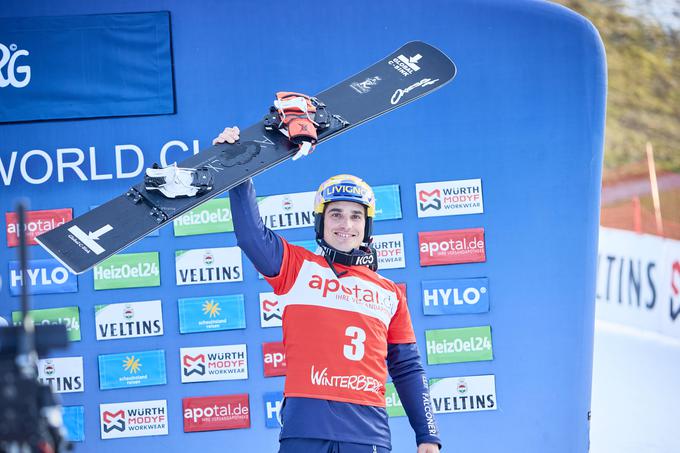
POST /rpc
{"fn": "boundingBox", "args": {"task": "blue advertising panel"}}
[178,294,246,333]
[62,405,85,442]
[7,259,78,296]
[0,12,173,122]
[98,349,167,390]
[263,391,284,429]
[421,277,490,315]
[374,184,402,221]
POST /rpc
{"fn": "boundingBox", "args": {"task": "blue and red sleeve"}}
[387,343,442,449]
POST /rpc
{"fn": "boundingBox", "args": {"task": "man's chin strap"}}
[316,239,378,278]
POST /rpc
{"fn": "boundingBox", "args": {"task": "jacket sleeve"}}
[387,342,442,449]
[228,179,284,277]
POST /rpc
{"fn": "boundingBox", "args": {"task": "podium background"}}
[0,0,606,451]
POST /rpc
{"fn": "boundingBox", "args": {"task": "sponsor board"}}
[8,258,78,296]
[259,292,283,327]
[426,326,493,364]
[262,341,287,377]
[12,306,81,341]
[596,227,680,340]
[258,191,315,231]
[175,247,242,285]
[93,252,160,290]
[99,399,168,439]
[38,356,84,393]
[374,185,402,221]
[94,300,163,341]
[62,406,85,442]
[419,228,486,266]
[180,344,248,383]
[263,391,284,428]
[385,382,406,417]
[422,278,490,315]
[173,197,232,236]
[430,375,497,413]
[373,233,406,269]
[5,208,72,246]
[98,349,167,390]
[178,294,246,334]
[182,394,250,432]
[416,179,483,218]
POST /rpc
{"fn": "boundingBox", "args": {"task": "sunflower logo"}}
[202,300,221,318]
[123,356,142,374]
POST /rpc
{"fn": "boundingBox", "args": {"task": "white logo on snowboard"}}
[68,224,112,255]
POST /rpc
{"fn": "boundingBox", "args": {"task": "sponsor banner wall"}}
[93,252,160,290]
[430,375,497,413]
[180,344,248,383]
[62,405,85,442]
[182,394,250,432]
[416,179,483,218]
[175,247,243,285]
[373,233,406,269]
[419,228,486,266]
[262,341,287,377]
[38,356,84,393]
[426,326,493,364]
[259,292,283,328]
[385,382,406,417]
[12,306,81,341]
[8,258,78,295]
[99,399,168,440]
[5,208,72,246]
[94,300,163,341]
[178,294,246,334]
[98,349,167,390]
[263,391,284,428]
[173,197,232,236]
[596,227,680,339]
[422,278,490,315]
[170,184,401,239]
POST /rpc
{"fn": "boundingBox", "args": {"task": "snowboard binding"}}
[143,163,214,199]
[264,92,332,160]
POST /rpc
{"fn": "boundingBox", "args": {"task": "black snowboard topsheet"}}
[36,41,457,274]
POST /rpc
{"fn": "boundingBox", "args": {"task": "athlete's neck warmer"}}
[316,239,378,277]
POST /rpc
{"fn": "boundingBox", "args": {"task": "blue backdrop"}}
[0,0,606,452]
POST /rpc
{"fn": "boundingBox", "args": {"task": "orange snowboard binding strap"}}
[264,92,331,160]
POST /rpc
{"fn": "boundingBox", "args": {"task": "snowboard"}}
[36,41,457,274]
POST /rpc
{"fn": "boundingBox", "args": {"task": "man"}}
[215,127,441,453]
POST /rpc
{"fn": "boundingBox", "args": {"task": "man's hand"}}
[417,443,440,453]
[213,126,240,145]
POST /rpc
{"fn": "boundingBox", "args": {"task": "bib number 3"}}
[343,326,366,361]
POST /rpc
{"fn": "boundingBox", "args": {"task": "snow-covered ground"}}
[590,320,680,453]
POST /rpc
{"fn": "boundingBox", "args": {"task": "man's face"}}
[323,201,365,252]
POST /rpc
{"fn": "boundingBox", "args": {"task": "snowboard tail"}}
[37,41,457,274]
